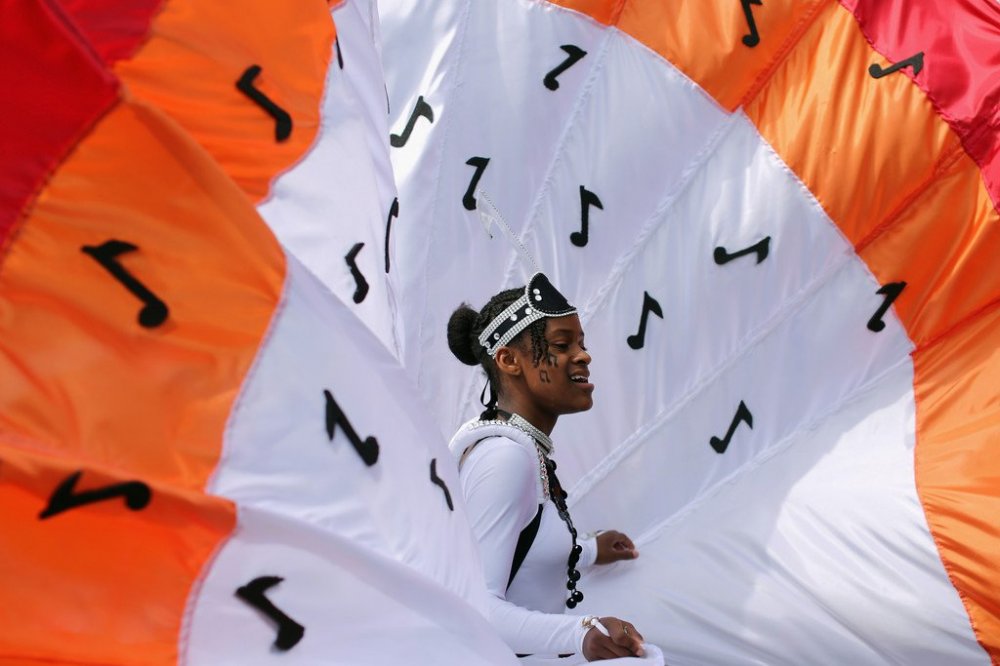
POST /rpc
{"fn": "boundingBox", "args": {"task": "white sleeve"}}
[461,439,589,656]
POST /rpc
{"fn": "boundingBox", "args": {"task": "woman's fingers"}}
[595,635,632,659]
[601,617,645,657]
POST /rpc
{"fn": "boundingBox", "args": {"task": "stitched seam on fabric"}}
[0,0,121,269]
[577,114,739,324]
[459,24,614,420]
[569,250,862,503]
[571,119,916,503]
[632,353,913,547]
[207,250,292,494]
[854,139,966,255]
[739,0,831,109]
[177,508,238,666]
[913,294,1000,357]
[414,0,474,404]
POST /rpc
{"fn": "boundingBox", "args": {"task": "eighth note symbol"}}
[235,576,305,651]
[626,291,664,350]
[739,0,763,47]
[544,45,587,91]
[324,389,379,466]
[390,96,434,148]
[714,236,771,265]
[867,281,906,332]
[344,242,369,304]
[463,157,490,211]
[710,400,753,454]
[869,52,924,79]
[39,470,151,519]
[570,185,603,247]
[429,459,454,511]
[81,240,169,328]
[385,197,399,274]
[236,64,292,142]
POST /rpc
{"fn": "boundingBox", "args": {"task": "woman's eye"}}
[552,343,569,351]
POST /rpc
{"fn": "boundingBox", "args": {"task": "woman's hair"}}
[447,287,549,404]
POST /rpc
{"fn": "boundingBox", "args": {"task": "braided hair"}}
[447,286,549,418]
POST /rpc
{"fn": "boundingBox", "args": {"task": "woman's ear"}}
[494,346,522,378]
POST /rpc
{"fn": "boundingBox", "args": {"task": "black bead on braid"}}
[447,286,549,418]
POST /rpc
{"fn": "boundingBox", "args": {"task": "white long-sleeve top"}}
[449,419,598,656]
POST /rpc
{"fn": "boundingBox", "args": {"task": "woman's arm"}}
[461,439,589,655]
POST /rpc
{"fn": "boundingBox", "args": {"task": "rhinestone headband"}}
[478,273,576,357]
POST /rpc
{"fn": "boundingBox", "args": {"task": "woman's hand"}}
[595,530,638,564]
[582,616,645,660]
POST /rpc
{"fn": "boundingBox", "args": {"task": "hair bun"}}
[447,305,481,366]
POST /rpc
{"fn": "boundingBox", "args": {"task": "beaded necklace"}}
[500,412,584,609]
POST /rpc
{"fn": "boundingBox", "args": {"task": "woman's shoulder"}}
[448,417,538,461]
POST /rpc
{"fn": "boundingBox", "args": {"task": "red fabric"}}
[54,0,164,64]
[842,0,1000,212]
[0,0,118,256]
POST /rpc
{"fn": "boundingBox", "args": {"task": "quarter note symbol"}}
[869,52,923,79]
[429,459,454,511]
[626,291,664,350]
[324,389,379,466]
[714,236,771,265]
[544,45,587,91]
[81,240,169,328]
[344,242,369,304]
[739,0,763,47]
[390,96,434,148]
[235,576,305,651]
[335,38,344,69]
[39,470,151,519]
[867,281,906,332]
[462,157,490,211]
[709,401,753,454]
[570,186,603,247]
[236,65,292,142]
[385,197,399,273]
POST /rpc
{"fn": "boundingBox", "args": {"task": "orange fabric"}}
[114,0,335,202]
[551,0,827,112]
[860,153,1000,346]
[0,437,235,665]
[0,97,284,490]
[914,307,1000,660]
[550,0,1000,657]
[743,2,962,246]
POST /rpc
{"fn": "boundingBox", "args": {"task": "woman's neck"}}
[496,397,556,435]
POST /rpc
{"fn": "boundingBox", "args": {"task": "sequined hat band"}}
[478,273,576,357]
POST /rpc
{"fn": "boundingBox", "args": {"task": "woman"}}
[447,273,649,662]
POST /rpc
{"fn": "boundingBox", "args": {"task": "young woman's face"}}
[514,314,594,416]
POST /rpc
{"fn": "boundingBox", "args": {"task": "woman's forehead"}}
[545,314,584,336]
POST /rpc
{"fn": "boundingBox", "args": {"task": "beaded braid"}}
[473,288,550,390]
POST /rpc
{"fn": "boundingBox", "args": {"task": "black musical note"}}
[429,459,454,511]
[570,186,603,247]
[626,291,664,350]
[710,401,753,454]
[390,96,434,148]
[81,240,168,328]
[384,197,399,274]
[462,157,490,211]
[714,236,771,265]
[39,470,151,519]
[235,576,304,651]
[236,64,292,142]
[867,281,907,332]
[739,0,763,48]
[544,45,587,91]
[335,38,344,69]
[869,52,924,79]
[344,243,369,304]
[324,389,379,466]
[539,369,552,383]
